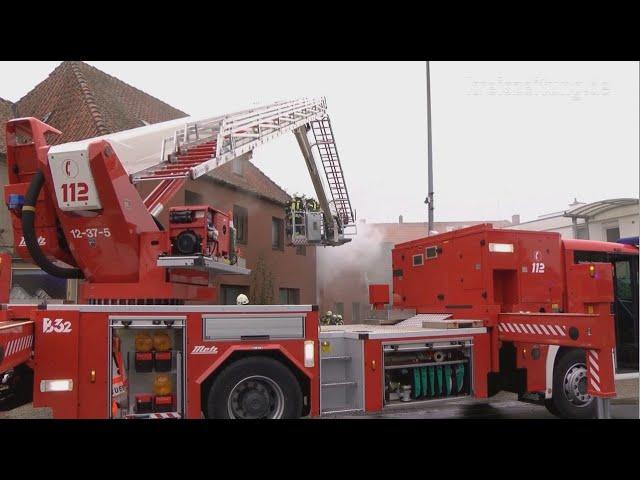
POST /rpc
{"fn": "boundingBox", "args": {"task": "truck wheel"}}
[207,356,303,419]
[547,349,596,419]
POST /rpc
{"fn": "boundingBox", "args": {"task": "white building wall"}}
[507,201,639,241]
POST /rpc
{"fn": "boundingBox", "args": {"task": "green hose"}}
[413,368,421,398]
[456,364,465,392]
[420,368,428,398]
[444,365,452,395]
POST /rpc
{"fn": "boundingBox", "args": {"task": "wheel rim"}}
[227,375,285,419]
[562,362,593,407]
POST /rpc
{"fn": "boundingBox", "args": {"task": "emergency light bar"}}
[616,236,639,247]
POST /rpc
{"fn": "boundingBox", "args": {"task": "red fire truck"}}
[0,98,629,419]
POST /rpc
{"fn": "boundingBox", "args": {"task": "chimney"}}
[399,215,403,224]
[511,214,520,225]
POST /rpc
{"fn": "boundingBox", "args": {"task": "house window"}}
[272,217,284,251]
[605,226,620,243]
[185,190,203,205]
[279,288,300,305]
[41,111,54,123]
[334,302,344,317]
[296,245,306,256]
[220,284,250,305]
[576,225,589,240]
[352,302,361,323]
[233,205,248,245]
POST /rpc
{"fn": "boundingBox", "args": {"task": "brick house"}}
[0,61,315,305]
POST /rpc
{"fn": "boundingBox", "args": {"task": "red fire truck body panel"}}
[361,331,493,412]
[23,306,319,419]
[392,225,567,315]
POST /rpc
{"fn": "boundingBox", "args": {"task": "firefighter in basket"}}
[286,194,307,238]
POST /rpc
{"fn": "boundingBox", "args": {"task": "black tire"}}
[547,349,596,419]
[206,356,303,419]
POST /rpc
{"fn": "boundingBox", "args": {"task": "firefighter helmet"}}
[237,294,249,305]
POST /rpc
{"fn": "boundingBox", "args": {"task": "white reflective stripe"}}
[589,355,600,372]
[540,325,550,335]
[28,336,33,347]
[547,325,557,335]
[591,368,601,383]
[519,324,527,333]
[498,324,505,332]
[507,324,516,333]
[513,323,522,333]
[19,336,26,351]
[533,324,543,334]
[7,340,16,356]
[592,350,599,360]
[526,324,536,334]
[557,326,566,336]
[590,378,601,392]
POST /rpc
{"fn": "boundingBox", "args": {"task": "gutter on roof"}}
[202,175,288,207]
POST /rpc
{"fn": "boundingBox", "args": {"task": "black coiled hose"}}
[21,170,84,279]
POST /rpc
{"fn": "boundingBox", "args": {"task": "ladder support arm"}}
[293,126,339,242]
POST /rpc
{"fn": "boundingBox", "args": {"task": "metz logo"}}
[19,236,46,247]
[191,345,219,355]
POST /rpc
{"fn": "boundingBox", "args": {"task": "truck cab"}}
[563,238,639,374]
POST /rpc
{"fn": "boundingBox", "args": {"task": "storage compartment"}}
[319,335,364,414]
[109,317,185,419]
[383,339,473,406]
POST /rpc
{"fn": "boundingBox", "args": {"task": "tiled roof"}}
[0,61,291,204]
[11,61,187,146]
[367,220,512,244]
[205,157,291,205]
[0,97,15,156]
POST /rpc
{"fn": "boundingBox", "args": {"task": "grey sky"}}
[1,61,637,224]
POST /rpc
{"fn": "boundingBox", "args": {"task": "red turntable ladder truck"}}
[0,98,355,419]
[0,97,624,419]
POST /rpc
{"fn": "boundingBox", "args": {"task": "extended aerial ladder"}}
[124,97,354,245]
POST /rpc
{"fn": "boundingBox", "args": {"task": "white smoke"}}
[316,222,393,320]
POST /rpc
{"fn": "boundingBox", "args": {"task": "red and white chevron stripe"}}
[149,412,181,419]
[587,349,601,393]
[3,335,33,357]
[498,322,567,337]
